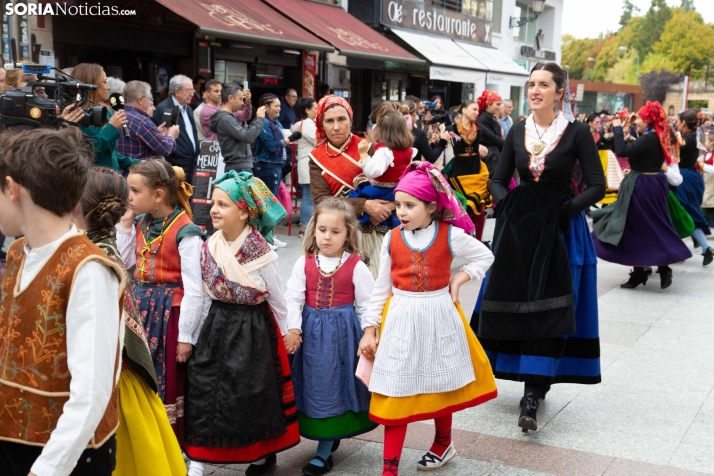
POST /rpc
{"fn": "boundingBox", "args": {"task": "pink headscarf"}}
[394,161,475,234]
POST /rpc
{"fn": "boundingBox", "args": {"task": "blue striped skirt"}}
[474,212,601,385]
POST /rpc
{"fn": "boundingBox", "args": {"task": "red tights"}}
[382,414,453,476]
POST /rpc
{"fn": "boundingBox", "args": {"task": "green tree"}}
[680,0,695,12]
[641,52,680,73]
[620,0,640,28]
[633,0,672,58]
[606,50,639,84]
[651,9,714,77]
[562,34,602,79]
[589,35,620,82]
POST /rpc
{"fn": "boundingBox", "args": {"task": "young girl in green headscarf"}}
[182,170,301,476]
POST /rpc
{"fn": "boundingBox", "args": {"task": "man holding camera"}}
[153,74,200,182]
[209,83,265,173]
[117,80,178,161]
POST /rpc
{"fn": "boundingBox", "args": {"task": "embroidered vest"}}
[309,137,363,197]
[0,235,124,447]
[389,222,452,292]
[305,253,359,309]
[371,143,413,186]
[134,211,192,307]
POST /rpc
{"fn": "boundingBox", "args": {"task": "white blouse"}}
[664,162,683,186]
[116,224,211,345]
[362,221,494,329]
[24,226,121,476]
[702,153,714,174]
[285,251,375,331]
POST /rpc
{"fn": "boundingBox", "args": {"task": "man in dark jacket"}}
[210,83,266,173]
[152,74,200,183]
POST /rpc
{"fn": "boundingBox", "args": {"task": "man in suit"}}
[152,74,200,183]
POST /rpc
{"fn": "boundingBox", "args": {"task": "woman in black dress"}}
[477,62,606,433]
[592,101,693,288]
[400,100,449,163]
[676,109,713,265]
[476,90,505,173]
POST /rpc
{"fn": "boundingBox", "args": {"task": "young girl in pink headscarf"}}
[358,161,497,476]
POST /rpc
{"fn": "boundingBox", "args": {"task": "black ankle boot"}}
[620,268,648,289]
[518,392,539,433]
[703,248,713,266]
[657,266,673,289]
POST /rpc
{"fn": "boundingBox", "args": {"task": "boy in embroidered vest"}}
[0,128,125,476]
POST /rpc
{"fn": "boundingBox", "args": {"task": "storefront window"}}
[597,92,632,113]
[462,0,492,20]
[510,85,522,118]
[425,0,462,13]
[515,3,537,44]
[492,0,502,33]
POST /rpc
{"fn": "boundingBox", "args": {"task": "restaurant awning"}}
[153,0,333,52]
[390,29,486,84]
[454,41,529,77]
[391,28,484,71]
[264,0,423,64]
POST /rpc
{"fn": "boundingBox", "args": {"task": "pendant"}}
[532,141,546,156]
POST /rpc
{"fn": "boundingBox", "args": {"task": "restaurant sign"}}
[382,0,491,45]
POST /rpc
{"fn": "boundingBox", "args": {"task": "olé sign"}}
[382,0,491,45]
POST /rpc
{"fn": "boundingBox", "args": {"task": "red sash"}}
[309,136,363,196]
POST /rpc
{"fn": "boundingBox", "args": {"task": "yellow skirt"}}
[369,300,497,425]
[113,367,187,476]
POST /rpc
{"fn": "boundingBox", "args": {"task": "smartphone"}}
[243,80,249,91]
[163,106,180,127]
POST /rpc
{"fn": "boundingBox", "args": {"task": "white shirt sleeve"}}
[362,147,394,178]
[665,163,683,186]
[178,236,209,344]
[115,224,136,268]
[449,226,494,281]
[261,260,290,336]
[362,234,393,329]
[703,163,714,175]
[352,260,375,321]
[284,255,307,333]
[31,261,120,476]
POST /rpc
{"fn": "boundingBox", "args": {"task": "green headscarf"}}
[212,170,287,244]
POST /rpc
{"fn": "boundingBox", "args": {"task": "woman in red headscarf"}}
[476,90,505,165]
[592,101,692,289]
[308,95,394,277]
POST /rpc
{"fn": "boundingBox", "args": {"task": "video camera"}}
[0,62,107,129]
[420,108,448,125]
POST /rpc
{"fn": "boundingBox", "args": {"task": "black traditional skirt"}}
[479,182,575,341]
[184,300,299,464]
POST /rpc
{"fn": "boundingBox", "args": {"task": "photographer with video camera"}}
[401,99,449,163]
[72,63,140,173]
[117,80,178,161]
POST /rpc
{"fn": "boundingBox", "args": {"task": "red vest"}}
[371,143,412,186]
[134,211,192,307]
[309,136,363,197]
[389,222,452,292]
[0,235,124,447]
[305,253,359,309]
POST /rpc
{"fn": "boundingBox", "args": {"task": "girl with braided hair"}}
[76,167,186,475]
[116,159,210,476]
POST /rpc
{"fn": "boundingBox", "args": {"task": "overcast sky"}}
[562,0,714,39]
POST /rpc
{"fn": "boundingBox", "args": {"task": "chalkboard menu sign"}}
[191,141,225,234]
